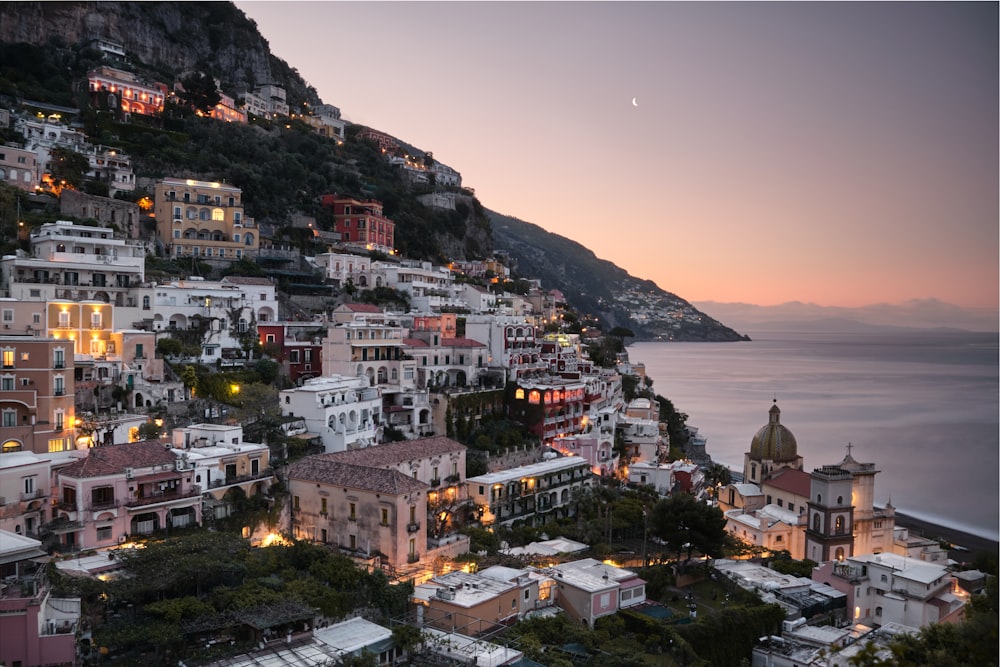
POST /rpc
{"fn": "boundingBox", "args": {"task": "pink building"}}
[51,440,202,550]
[0,530,80,667]
[549,558,646,627]
[549,434,618,477]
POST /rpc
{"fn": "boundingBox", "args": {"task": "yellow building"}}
[154,178,258,261]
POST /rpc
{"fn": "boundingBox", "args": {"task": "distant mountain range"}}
[694,299,999,334]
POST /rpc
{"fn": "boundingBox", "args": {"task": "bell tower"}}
[805,464,855,563]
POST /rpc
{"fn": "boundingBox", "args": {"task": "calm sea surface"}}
[630,330,999,541]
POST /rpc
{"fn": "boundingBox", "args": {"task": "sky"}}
[235,1,998,310]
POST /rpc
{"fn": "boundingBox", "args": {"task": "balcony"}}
[125,488,200,509]
[407,553,420,564]
[429,478,441,488]
[406,522,421,533]
[21,490,47,502]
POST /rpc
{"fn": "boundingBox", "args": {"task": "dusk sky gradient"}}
[236,1,998,310]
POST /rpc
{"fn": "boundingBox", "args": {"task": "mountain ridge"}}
[0,0,747,341]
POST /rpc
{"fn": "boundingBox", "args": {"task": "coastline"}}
[893,511,998,561]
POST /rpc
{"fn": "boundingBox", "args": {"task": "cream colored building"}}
[154,177,258,260]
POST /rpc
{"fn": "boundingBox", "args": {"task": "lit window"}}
[212,208,224,221]
[1,349,13,368]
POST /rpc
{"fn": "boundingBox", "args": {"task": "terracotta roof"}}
[763,468,811,497]
[341,303,383,313]
[288,459,426,495]
[441,337,486,348]
[58,440,177,479]
[221,276,273,285]
[317,437,465,468]
[403,338,429,347]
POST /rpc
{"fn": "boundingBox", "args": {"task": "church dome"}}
[750,401,798,462]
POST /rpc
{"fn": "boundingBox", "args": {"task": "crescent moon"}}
[632,97,638,107]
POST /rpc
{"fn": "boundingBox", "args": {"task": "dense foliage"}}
[51,533,413,664]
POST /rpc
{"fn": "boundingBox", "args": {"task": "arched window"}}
[212,208,224,221]
[835,516,845,533]
[528,390,541,405]
[835,547,845,562]
[244,233,254,246]
[199,208,210,220]
[812,514,821,532]
[837,495,843,505]
[515,388,525,400]
[817,494,822,504]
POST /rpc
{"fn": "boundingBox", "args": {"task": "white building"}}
[279,375,382,453]
[116,276,277,363]
[812,552,965,628]
[314,252,374,288]
[725,504,808,558]
[1,220,146,306]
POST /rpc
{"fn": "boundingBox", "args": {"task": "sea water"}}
[630,330,999,541]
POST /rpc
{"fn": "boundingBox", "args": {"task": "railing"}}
[406,522,421,533]
[20,490,46,502]
[407,553,420,563]
[88,499,119,511]
[125,488,200,509]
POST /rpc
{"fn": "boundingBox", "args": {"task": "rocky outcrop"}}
[0,2,317,104]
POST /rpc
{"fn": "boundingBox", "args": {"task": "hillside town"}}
[0,33,993,667]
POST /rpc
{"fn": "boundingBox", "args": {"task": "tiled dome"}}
[750,401,798,462]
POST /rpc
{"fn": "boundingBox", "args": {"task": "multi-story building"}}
[0,335,77,455]
[258,321,325,383]
[300,104,346,142]
[509,377,588,443]
[464,315,546,381]
[0,143,39,192]
[404,333,488,390]
[376,260,462,311]
[724,503,807,558]
[117,276,277,363]
[82,143,136,195]
[0,530,80,667]
[813,552,965,627]
[154,177,258,260]
[467,455,593,528]
[0,220,146,306]
[0,451,51,537]
[322,313,416,389]
[287,455,428,568]
[279,375,382,453]
[314,252,375,289]
[170,424,273,520]
[51,440,202,550]
[208,92,248,124]
[320,195,395,254]
[87,66,166,118]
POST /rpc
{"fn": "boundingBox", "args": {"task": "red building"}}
[258,322,324,384]
[320,195,396,254]
[509,379,588,443]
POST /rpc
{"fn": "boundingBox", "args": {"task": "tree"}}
[48,146,90,189]
[180,365,198,398]
[137,422,162,440]
[177,72,222,113]
[649,492,727,560]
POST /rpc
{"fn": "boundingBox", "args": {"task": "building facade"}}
[154,177,258,260]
